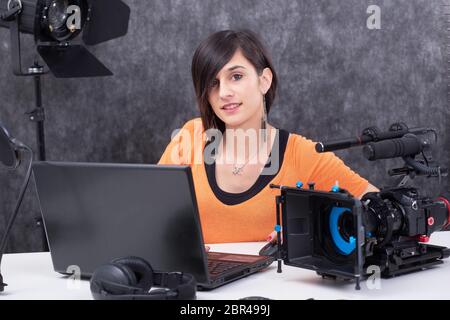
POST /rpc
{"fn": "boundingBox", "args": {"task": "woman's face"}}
[207,49,272,129]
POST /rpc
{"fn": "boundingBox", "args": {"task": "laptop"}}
[32,161,274,290]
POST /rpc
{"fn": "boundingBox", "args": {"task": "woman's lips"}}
[221,103,242,114]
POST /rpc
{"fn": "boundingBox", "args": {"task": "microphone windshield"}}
[363,134,425,161]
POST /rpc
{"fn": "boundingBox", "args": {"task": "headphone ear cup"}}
[90,263,139,300]
[110,262,138,287]
[111,256,154,292]
[177,273,197,300]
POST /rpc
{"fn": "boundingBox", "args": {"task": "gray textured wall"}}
[0,0,449,252]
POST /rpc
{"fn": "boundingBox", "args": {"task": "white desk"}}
[2,232,450,300]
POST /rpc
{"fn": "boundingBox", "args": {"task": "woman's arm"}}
[358,183,379,199]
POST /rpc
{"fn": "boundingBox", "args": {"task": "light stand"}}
[4,0,50,162]
[0,124,34,291]
[0,0,131,254]
[27,62,47,161]
[2,1,50,249]
[27,63,49,250]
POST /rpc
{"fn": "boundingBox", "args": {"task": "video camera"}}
[271,123,450,290]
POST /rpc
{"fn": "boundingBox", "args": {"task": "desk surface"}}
[2,232,450,300]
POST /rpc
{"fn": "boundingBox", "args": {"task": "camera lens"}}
[328,207,356,255]
[338,212,355,242]
[48,1,68,31]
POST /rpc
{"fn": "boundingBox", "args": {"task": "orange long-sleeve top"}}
[158,118,369,243]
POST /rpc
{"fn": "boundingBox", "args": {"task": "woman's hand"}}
[267,230,282,243]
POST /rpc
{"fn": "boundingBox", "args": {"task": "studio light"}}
[0,0,131,77]
[0,0,130,252]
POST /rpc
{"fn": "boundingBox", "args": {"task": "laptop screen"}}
[33,162,210,284]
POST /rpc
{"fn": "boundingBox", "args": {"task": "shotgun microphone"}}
[315,124,435,153]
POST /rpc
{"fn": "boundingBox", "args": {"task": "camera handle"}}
[388,146,447,188]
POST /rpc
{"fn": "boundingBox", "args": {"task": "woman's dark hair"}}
[191,29,278,133]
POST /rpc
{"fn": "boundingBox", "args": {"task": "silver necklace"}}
[231,141,269,175]
[232,157,253,175]
[221,129,271,175]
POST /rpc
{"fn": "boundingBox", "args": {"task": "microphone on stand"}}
[362,133,427,161]
[315,124,435,153]
[0,123,34,292]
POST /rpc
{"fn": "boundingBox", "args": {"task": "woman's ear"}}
[259,68,273,94]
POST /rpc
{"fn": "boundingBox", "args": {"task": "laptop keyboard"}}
[207,259,243,276]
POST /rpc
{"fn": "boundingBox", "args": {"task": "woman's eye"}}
[232,74,243,81]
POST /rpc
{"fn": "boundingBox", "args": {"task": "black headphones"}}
[89,256,197,300]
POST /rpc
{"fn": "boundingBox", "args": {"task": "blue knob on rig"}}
[331,181,340,193]
[296,181,303,188]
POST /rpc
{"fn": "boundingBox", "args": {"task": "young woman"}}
[158,30,378,244]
